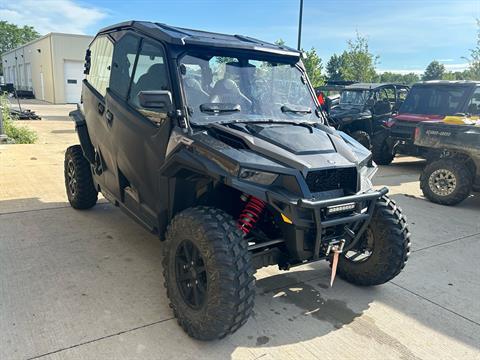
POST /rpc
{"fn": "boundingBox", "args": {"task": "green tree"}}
[422,60,445,80]
[379,72,403,83]
[401,72,421,85]
[441,72,457,80]
[463,19,480,80]
[379,72,420,85]
[340,33,378,82]
[302,47,325,87]
[326,53,345,81]
[0,21,40,75]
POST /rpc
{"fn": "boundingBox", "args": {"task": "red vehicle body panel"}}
[394,114,444,122]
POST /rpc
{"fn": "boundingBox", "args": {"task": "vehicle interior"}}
[179,54,318,123]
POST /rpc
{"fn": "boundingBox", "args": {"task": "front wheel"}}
[163,207,255,340]
[420,158,473,206]
[351,130,372,150]
[336,196,411,286]
[371,133,395,165]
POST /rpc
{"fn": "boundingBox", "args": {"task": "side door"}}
[105,34,173,226]
[82,35,118,197]
[373,87,393,118]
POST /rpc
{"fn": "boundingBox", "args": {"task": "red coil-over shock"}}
[237,195,266,235]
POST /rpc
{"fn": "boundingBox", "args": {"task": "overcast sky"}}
[0,0,479,74]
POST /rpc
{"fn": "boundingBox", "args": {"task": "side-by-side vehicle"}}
[65,21,411,340]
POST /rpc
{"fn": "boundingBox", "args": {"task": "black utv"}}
[65,21,411,340]
[328,83,409,152]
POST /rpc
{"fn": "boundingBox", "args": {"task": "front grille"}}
[305,167,358,194]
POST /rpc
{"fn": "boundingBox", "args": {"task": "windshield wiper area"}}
[281,104,312,115]
[200,103,241,115]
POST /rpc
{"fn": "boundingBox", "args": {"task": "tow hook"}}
[326,239,345,287]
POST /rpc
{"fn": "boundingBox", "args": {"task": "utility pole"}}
[297,0,304,51]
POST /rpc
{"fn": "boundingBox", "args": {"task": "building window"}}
[86,36,114,97]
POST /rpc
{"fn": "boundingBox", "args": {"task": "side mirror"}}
[365,98,375,107]
[138,90,173,113]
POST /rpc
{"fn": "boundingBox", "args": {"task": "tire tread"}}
[64,145,98,209]
[163,206,255,340]
[336,195,411,286]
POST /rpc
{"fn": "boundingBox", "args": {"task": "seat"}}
[373,100,392,115]
[131,63,169,107]
[467,103,478,115]
[184,77,209,113]
[209,79,252,112]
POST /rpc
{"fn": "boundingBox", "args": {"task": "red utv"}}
[374,81,480,165]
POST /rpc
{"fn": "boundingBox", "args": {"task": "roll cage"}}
[85,21,324,130]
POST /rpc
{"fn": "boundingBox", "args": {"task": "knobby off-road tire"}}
[336,195,410,286]
[351,130,372,150]
[163,206,255,340]
[420,158,473,206]
[371,134,395,165]
[64,145,98,209]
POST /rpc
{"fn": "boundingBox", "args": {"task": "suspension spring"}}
[237,195,266,235]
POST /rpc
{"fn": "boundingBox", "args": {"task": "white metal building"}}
[1,33,93,104]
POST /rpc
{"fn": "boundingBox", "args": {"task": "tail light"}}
[414,127,420,140]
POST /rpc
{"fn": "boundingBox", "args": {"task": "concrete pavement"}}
[0,102,479,359]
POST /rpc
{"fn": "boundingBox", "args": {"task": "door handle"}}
[105,110,114,126]
[98,103,105,115]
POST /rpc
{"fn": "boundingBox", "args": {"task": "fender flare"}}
[69,109,95,165]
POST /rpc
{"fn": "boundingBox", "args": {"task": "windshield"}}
[179,53,319,125]
[339,90,371,106]
[400,85,471,115]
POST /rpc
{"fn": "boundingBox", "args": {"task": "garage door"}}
[63,60,84,103]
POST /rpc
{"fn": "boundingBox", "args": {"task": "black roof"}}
[345,82,406,90]
[98,21,300,58]
[413,80,480,87]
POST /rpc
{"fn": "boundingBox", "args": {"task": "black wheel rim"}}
[344,228,374,263]
[175,240,207,309]
[67,159,77,196]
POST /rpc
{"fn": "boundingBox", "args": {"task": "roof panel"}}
[100,20,300,58]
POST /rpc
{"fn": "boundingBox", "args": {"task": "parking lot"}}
[1,101,479,360]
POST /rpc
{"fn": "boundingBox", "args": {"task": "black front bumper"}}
[266,187,388,262]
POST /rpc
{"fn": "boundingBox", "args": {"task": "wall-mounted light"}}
[36,49,41,53]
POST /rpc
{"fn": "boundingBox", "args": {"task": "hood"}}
[234,123,335,154]
[198,122,371,176]
[329,106,371,122]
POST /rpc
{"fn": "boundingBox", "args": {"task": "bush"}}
[1,95,37,144]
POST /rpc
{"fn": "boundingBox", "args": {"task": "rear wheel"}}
[351,130,371,149]
[163,207,255,340]
[372,134,395,165]
[64,145,98,209]
[336,195,410,286]
[420,158,473,205]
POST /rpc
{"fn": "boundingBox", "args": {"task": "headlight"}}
[359,165,378,193]
[238,168,278,185]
